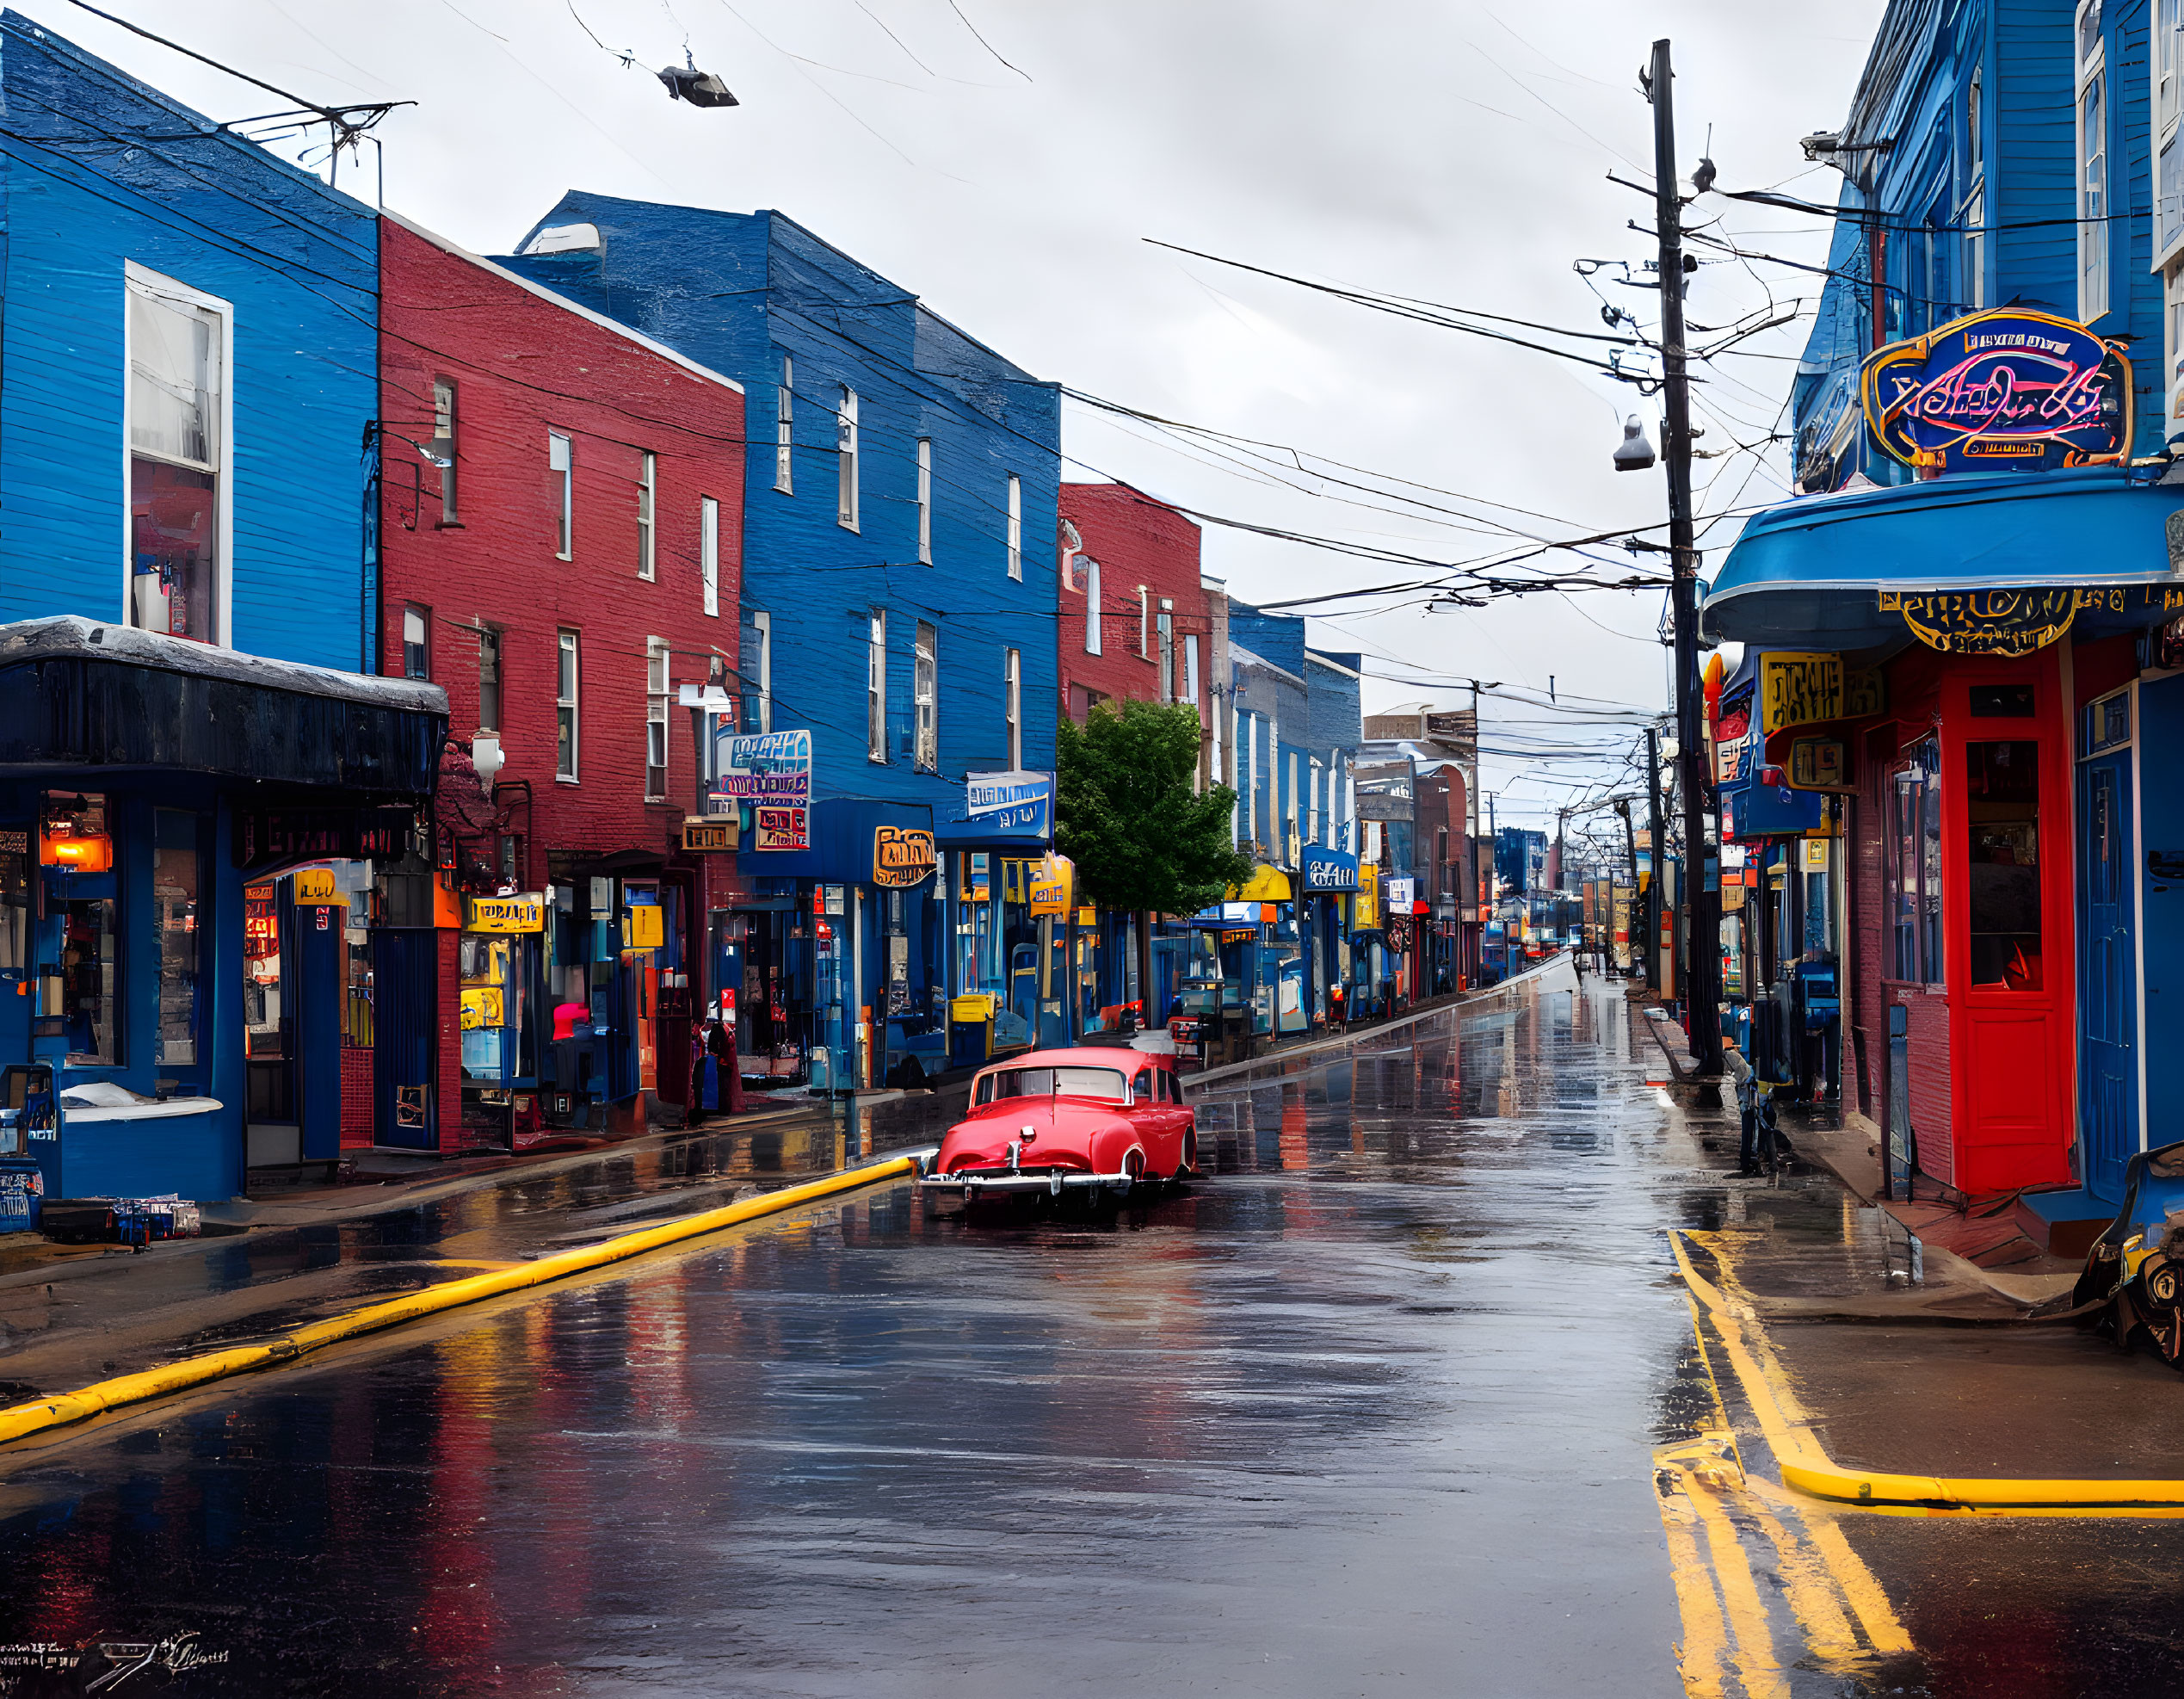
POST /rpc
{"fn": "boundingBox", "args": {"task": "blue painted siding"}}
[1791,1,2167,485]
[0,12,378,670]
[495,195,1059,821]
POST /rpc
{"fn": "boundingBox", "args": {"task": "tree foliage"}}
[1056,699,1252,917]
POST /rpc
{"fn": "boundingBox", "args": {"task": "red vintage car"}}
[916,1047,1197,1203]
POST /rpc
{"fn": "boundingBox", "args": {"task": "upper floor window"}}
[402,605,429,681]
[637,452,657,581]
[478,625,502,734]
[867,609,887,762]
[837,386,859,531]
[2079,1,2110,321]
[700,496,719,617]
[1157,599,1175,703]
[1005,647,1022,769]
[432,379,459,523]
[556,630,580,782]
[742,608,771,732]
[645,637,669,801]
[917,438,933,564]
[2159,1,2184,263]
[126,263,230,646]
[914,621,938,772]
[1184,633,1200,707]
[1006,473,1022,579]
[775,355,793,494]
[1084,556,1103,655]
[549,431,573,559]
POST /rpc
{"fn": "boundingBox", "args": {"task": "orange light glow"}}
[39,833,111,872]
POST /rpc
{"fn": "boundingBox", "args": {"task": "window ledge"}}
[556,775,580,787]
[435,520,466,531]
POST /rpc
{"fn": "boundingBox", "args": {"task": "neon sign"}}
[1861,309,2131,473]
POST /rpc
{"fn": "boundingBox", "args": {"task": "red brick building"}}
[375,213,745,1148]
[1058,483,1216,767]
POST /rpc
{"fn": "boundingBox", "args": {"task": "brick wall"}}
[1058,485,1210,733]
[379,218,744,885]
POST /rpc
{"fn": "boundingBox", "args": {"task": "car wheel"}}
[1122,1147,1146,1188]
[1175,1126,1197,1182]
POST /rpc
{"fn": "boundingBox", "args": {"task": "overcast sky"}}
[22,0,1885,837]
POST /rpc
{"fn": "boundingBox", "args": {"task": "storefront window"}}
[153,809,198,1066]
[59,894,118,1067]
[1966,739,2041,989]
[0,833,25,973]
[1888,740,1944,985]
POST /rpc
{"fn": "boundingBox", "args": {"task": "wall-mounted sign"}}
[1787,737,1853,792]
[1028,854,1073,915]
[1761,652,1846,735]
[755,805,808,851]
[1356,864,1380,930]
[1712,697,1752,784]
[466,893,545,933]
[1861,307,2132,473]
[713,729,811,806]
[873,825,937,888]
[460,985,505,1030]
[293,867,338,903]
[1879,588,2080,656]
[682,816,738,852]
[623,904,665,950]
[965,771,1053,837]
[1299,850,1359,893]
[1385,875,1416,912]
[245,882,278,967]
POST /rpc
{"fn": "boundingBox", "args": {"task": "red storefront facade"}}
[375,213,746,1146]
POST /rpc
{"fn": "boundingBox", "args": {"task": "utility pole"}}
[1618,796,1640,977]
[1644,724,1667,991]
[1649,37,1722,1074]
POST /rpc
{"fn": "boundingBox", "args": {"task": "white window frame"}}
[2156,0,2184,269]
[1183,633,1200,707]
[1006,473,1021,579]
[549,430,573,559]
[917,438,933,564]
[700,496,719,617]
[122,262,234,648]
[838,386,860,532]
[2078,5,2110,323]
[557,629,580,782]
[1004,647,1022,769]
[914,620,938,773]
[1959,62,1986,312]
[1085,557,1103,655]
[645,636,669,801]
[775,355,793,494]
[432,377,459,523]
[1310,757,1323,846]
[868,609,888,763]
[637,452,657,581]
[478,623,502,735]
[402,605,429,682]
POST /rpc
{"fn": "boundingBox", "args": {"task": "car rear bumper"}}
[916,1166,1138,1199]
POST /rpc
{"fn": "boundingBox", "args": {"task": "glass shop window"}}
[1966,739,2042,990]
[1887,739,1944,985]
[58,895,118,1068]
[153,809,199,1067]
[0,831,26,973]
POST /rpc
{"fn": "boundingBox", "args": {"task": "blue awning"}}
[1703,467,2184,648]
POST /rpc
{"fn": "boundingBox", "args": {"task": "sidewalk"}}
[0,1095,871,1403]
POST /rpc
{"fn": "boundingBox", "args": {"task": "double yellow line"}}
[0,1153,917,1449]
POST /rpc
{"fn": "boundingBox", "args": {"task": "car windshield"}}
[977,1066,1127,1104]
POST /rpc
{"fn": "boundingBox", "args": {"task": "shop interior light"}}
[39,831,111,871]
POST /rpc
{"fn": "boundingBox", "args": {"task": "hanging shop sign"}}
[965,771,1054,836]
[1385,875,1416,912]
[623,904,665,949]
[1712,695,1752,784]
[466,893,545,933]
[293,867,338,903]
[244,882,279,977]
[1803,838,1831,873]
[1787,737,1853,792]
[873,825,938,889]
[1027,854,1074,915]
[1860,307,2132,473]
[682,816,738,852]
[1385,912,1414,955]
[1355,864,1381,930]
[1757,653,1885,731]
[754,805,808,851]
[1879,587,2080,656]
[1299,849,1360,893]
[713,729,812,807]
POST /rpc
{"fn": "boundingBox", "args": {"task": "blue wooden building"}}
[0,15,442,1203]
[499,195,1059,1088]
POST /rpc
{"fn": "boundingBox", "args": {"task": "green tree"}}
[1055,699,1252,1019]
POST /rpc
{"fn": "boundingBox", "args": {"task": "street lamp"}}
[1613,415,1658,473]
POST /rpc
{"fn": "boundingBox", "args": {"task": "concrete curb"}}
[0,1152,917,1450]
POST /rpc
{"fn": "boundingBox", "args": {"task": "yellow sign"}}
[460,985,505,1030]
[682,816,738,852]
[1355,863,1380,930]
[293,867,338,903]
[1761,652,1843,735]
[1787,737,1853,792]
[624,905,665,949]
[873,825,937,888]
[1076,906,1097,928]
[1028,854,1073,916]
[1803,838,1831,873]
[466,894,545,933]
[1878,588,2079,656]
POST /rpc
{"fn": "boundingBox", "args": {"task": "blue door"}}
[2076,710,2137,1204]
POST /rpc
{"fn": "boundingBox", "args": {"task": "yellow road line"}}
[1655,1467,1733,1699]
[0,1155,917,1449]
[1682,1469,1792,1699]
[1738,1493,1861,1668]
[1671,1227,2184,1514]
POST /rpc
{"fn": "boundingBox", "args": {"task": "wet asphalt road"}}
[0,966,1721,1696]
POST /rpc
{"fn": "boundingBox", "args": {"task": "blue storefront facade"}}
[0,17,444,1202]
[498,195,1059,1091]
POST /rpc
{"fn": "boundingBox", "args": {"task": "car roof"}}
[981,1047,1165,1071]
